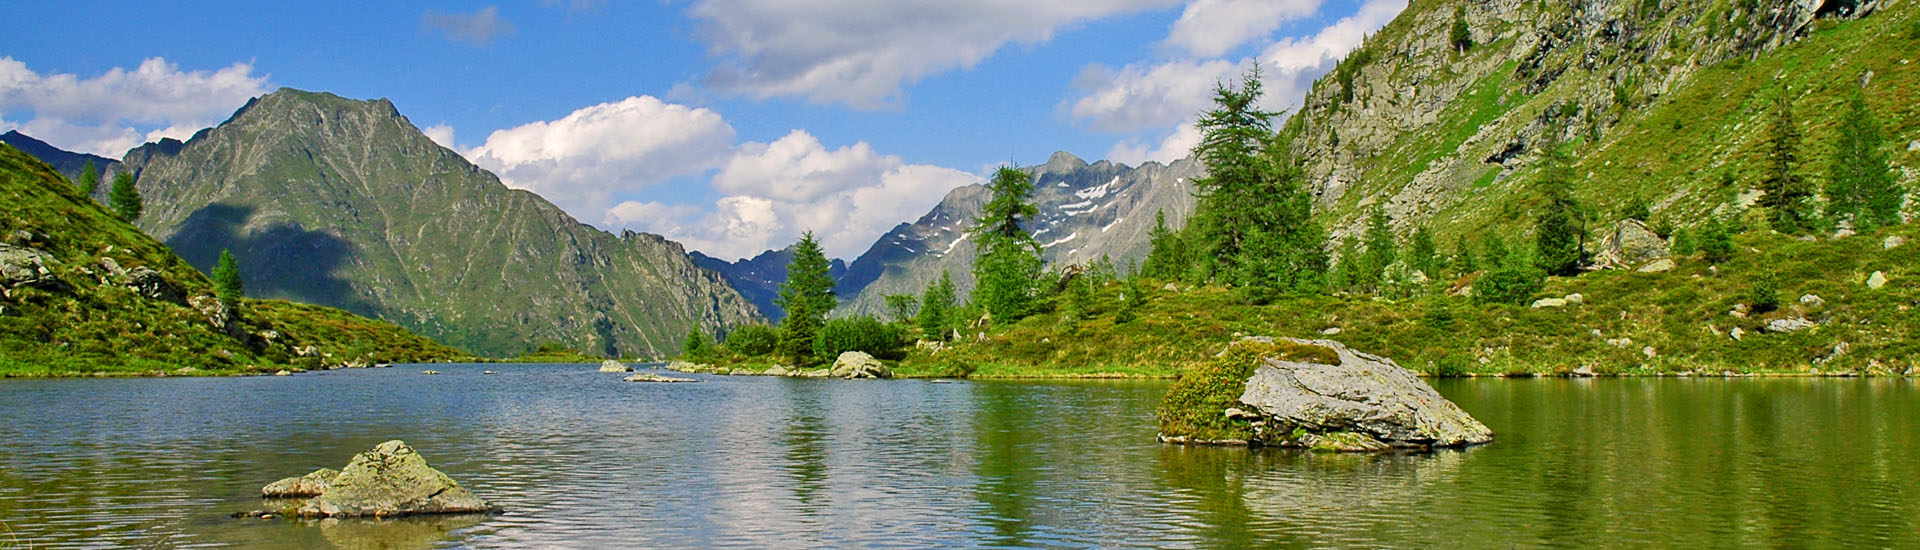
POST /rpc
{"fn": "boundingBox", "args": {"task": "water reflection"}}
[1,368,1918,548]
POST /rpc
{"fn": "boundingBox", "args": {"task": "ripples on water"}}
[0,366,1916,548]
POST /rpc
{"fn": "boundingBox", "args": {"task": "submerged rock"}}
[295,440,494,518]
[598,360,633,373]
[262,468,339,498]
[830,351,892,379]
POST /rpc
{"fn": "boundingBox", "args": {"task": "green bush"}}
[722,324,779,357]
[813,316,908,360]
[1747,271,1780,313]
[1476,263,1545,305]
[1421,296,1456,330]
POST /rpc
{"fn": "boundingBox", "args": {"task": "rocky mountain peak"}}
[1041,150,1088,173]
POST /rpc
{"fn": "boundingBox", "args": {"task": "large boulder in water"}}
[295,440,495,517]
[1159,337,1492,452]
[829,351,892,379]
[262,468,338,497]
[598,360,633,373]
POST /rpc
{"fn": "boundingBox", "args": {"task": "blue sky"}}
[2,0,1402,260]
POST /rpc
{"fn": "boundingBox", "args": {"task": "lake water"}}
[1,365,1916,548]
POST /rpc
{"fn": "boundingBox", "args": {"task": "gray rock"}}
[1236,338,1493,450]
[1730,327,1746,341]
[263,468,339,497]
[1866,271,1887,290]
[764,364,791,376]
[623,372,697,383]
[598,360,633,373]
[1637,259,1676,273]
[1530,297,1568,309]
[1596,219,1671,269]
[1765,317,1815,333]
[1320,327,1343,335]
[1885,236,1905,249]
[1563,293,1584,304]
[420,370,440,375]
[1572,365,1595,377]
[830,351,893,379]
[1799,294,1824,307]
[123,266,181,303]
[296,440,494,517]
[0,244,56,288]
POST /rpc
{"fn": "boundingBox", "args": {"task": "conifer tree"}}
[1141,210,1188,281]
[108,172,141,222]
[1699,216,1735,263]
[1449,7,1472,54]
[1356,208,1397,292]
[1409,224,1438,278]
[883,294,919,324]
[213,249,244,305]
[918,271,957,340]
[1757,91,1815,233]
[682,328,712,360]
[1189,67,1276,282]
[1534,132,1586,276]
[1452,237,1478,275]
[1827,93,1903,230]
[776,231,836,363]
[971,167,1042,324]
[78,160,99,197]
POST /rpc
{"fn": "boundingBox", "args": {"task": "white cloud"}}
[1067,59,1238,134]
[422,124,456,150]
[421,6,517,45]
[1080,0,1405,164]
[1106,121,1201,166]
[1164,0,1321,57]
[0,56,269,156]
[687,0,1179,109]
[467,96,737,217]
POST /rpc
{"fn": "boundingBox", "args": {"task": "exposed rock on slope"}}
[838,151,1201,315]
[118,89,762,358]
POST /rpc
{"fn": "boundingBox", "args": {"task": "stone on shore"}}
[295,440,494,518]
[765,364,791,376]
[829,351,892,379]
[262,468,339,498]
[599,360,633,373]
[624,372,697,383]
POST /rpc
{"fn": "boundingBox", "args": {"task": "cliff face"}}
[119,88,762,358]
[1283,0,1912,241]
[836,151,1202,315]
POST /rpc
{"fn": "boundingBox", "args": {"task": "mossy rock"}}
[1157,337,1338,443]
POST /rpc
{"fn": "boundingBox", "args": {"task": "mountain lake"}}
[1,364,1916,548]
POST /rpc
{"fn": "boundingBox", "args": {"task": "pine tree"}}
[1827,93,1903,230]
[971,167,1042,324]
[1449,7,1472,54]
[213,249,244,305]
[776,231,836,364]
[1409,224,1438,278]
[1700,216,1735,263]
[1452,237,1478,275]
[682,328,713,360]
[1483,234,1511,268]
[108,172,142,222]
[78,161,99,197]
[1141,210,1188,281]
[1534,132,1586,276]
[1189,67,1277,283]
[1232,132,1328,293]
[1357,208,1397,292]
[883,294,919,324]
[1757,91,1815,233]
[918,271,957,340]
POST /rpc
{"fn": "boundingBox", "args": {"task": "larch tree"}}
[775,231,836,364]
[971,167,1043,324]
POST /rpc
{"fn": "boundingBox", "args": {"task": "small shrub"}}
[813,316,908,360]
[1476,263,1545,305]
[1671,227,1697,256]
[722,324,779,357]
[1421,296,1456,330]
[1700,217,1735,263]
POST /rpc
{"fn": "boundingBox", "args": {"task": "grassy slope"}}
[896,222,1917,378]
[0,144,466,376]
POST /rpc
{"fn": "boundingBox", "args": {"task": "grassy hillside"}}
[893,222,1916,378]
[0,143,466,376]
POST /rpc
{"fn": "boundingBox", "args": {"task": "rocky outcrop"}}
[262,468,339,498]
[0,244,56,289]
[598,360,633,373]
[1234,338,1492,451]
[1594,220,1670,270]
[829,351,892,379]
[295,440,495,518]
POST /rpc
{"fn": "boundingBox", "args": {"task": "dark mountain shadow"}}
[166,202,376,316]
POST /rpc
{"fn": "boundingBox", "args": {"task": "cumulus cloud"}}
[687,0,1178,108]
[0,56,269,156]
[467,96,737,217]
[1079,0,1404,163]
[1163,0,1321,57]
[623,131,977,260]
[422,124,456,149]
[422,6,517,45]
